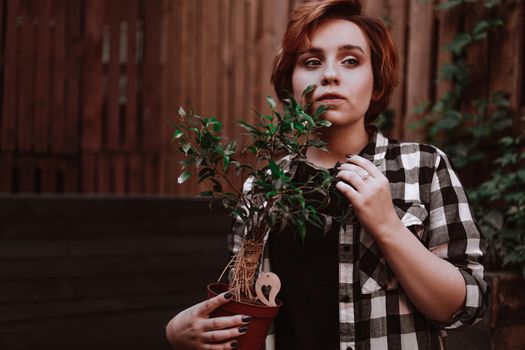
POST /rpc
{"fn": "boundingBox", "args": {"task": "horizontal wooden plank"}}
[0,267,222,302]
[0,309,176,350]
[0,287,208,323]
[0,250,227,280]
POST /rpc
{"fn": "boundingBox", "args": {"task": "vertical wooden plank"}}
[1,0,20,151]
[123,0,138,151]
[462,4,489,110]
[82,0,105,151]
[114,154,126,193]
[34,0,52,153]
[142,0,162,152]
[143,154,158,193]
[17,157,35,193]
[193,0,203,114]
[64,0,82,154]
[158,0,169,194]
[435,4,462,102]
[245,0,257,114]
[50,0,66,153]
[128,154,142,193]
[17,0,35,152]
[219,0,230,135]
[389,0,407,139]
[39,158,57,193]
[106,0,121,151]
[200,0,218,119]
[404,0,434,142]
[489,0,523,131]
[81,154,96,192]
[231,0,245,135]
[62,159,79,192]
[0,155,13,192]
[364,0,384,18]
[97,154,111,193]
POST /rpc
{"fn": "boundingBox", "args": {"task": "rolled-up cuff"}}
[432,269,487,330]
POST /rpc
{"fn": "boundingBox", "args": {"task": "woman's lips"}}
[316,93,346,106]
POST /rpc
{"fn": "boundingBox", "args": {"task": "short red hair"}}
[271,0,398,123]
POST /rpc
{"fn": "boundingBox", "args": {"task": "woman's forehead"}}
[302,18,370,54]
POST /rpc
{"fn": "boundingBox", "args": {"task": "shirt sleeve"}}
[426,150,489,329]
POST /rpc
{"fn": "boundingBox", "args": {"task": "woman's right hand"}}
[165,292,251,350]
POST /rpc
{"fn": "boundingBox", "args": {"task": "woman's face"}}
[292,18,375,128]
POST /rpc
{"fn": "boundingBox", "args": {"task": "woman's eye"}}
[343,57,358,66]
[304,58,321,67]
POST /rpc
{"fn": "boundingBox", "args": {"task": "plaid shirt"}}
[228,130,488,350]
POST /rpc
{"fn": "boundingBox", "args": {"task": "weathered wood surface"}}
[0,195,232,350]
[0,0,523,195]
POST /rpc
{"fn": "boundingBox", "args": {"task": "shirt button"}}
[343,244,351,252]
[341,295,350,303]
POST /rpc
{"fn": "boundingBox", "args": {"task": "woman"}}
[166,1,488,349]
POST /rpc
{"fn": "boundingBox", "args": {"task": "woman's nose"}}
[320,66,339,86]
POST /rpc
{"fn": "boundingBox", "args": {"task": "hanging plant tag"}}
[255,272,281,306]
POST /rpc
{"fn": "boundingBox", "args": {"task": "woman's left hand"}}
[335,155,399,238]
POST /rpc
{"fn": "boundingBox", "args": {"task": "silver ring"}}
[362,172,370,180]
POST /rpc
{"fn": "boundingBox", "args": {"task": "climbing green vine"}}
[415,0,525,272]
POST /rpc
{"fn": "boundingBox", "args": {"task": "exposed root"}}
[229,240,264,302]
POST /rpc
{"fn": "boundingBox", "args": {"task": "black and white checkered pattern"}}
[228,129,488,350]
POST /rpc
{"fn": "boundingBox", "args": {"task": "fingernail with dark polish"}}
[242,315,252,323]
[239,326,248,333]
[345,154,354,159]
[224,292,233,299]
[231,340,239,348]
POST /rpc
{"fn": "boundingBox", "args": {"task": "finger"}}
[201,315,250,331]
[202,340,240,350]
[336,170,366,191]
[335,179,359,200]
[198,292,233,317]
[346,155,382,178]
[201,325,248,343]
[338,163,370,179]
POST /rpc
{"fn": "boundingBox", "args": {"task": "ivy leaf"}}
[177,171,192,184]
[437,0,463,10]
[447,33,472,55]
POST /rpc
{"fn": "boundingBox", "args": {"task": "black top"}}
[268,162,346,350]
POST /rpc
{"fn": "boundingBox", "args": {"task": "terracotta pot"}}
[207,283,281,350]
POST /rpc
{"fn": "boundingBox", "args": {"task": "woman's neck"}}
[307,121,370,168]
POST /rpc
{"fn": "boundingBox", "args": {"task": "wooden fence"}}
[0,0,523,195]
[0,195,231,350]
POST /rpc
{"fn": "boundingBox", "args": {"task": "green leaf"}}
[178,106,186,117]
[437,0,463,10]
[181,143,191,155]
[447,33,472,55]
[198,191,213,197]
[266,96,277,110]
[172,128,183,141]
[177,171,192,184]
[302,84,316,97]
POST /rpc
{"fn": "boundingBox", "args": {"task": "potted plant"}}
[170,86,342,349]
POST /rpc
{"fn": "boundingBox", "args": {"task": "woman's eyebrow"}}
[339,44,365,54]
[297,44,365,55]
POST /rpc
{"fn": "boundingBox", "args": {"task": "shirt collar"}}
[359,126,389,167]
